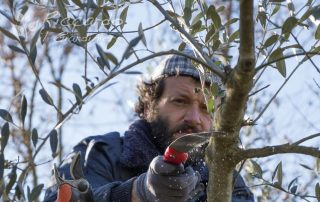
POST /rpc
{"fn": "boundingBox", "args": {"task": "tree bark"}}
[205,0,255,201]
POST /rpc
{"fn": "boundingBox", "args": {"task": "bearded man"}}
[44,51,254,202]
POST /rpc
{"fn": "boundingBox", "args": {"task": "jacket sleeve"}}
[44,133,136,202]
[232,172,255,202]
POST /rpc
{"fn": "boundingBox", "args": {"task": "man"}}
[44,51,254,202]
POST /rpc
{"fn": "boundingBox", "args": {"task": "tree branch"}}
[253,57,306,124]
[256,51,319,72]
[215,0,255,131]
[242,144,320,159]
[147,0,225,80]
[241,133,320,159]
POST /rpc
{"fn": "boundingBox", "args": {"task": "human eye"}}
[172,98,188,105]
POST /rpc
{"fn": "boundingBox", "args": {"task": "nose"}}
[183,104,202,126]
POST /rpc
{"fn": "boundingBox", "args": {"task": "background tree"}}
[0,0,319,201]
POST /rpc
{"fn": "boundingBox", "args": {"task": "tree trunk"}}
[205,0,255,201]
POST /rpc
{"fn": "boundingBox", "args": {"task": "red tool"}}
[163,131,224,165]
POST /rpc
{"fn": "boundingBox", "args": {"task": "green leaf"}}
[96,44,110,69]
[123,36,141,59]
[248,160,263,178]
[268,48,286,77]
[299,163,313,170]
[223,18,238,27]
[29,184,44,202]
[315,183,320,202]
[20,95,27,125]
[271,4,281,16]
[191,12,203,26]
[299,9,312,23]
[105,52,118,65]
[290,185,297,194]
[57,0,67,18]
[207,5,221,29]
[288,176,298,191]
[257,11,267,28]
[212,39,221,51]
[0,27,19,41]
[287,1,295,14]
[31,128,38,148]
[15,182,25,201]
[311,5,320,20]
[138,23,147,47]
[30,29,40,54]
[119,6,128,29]
[228,30,239,42]
[0,109,13,123]
[30,45,37,65]
[263,34,279,48]
[205,25,216,43]
[183,7,192,26]
[72,83,82,106]
[272,161,281,182]
[39,89,54,106]
[276,161,283,187]
[315,24,320,40]
[282,16,298,34]
[8,45,25,54]
[190,20,202,35]
[102,8,111,30]
[107,36,117,49]
[49,129,58,157]
[0,153,4,179]
[178,42,186,51]
[1,123,10,153]
[6,165,17,194]
[124,71,142,75]
[71,0,84,9]
[88,7,101,25]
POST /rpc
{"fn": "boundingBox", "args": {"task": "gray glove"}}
[136,156,203,202]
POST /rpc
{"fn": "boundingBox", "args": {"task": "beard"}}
[149,115,206,165]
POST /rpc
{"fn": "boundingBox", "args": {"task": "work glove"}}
[136,156,203,202]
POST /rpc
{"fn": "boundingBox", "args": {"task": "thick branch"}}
[241,144,320,159]
[215,0,255,131]
[241,132,320,159]
[239,0,255,61]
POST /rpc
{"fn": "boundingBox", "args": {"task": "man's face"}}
[148,76,212,152]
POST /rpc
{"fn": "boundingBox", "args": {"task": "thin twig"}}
[255,51,319,72]
[249,84,270,97]
[147,0,225,80]
[292,133,320,146]
[253,58,304,124]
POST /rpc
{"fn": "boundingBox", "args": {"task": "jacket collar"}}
[119,119,161,170]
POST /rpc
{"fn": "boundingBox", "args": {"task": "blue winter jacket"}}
[44,119,254,202]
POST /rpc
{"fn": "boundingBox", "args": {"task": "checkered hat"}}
[146,49,223,89]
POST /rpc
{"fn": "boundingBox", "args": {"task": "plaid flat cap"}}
[146,49,223,88]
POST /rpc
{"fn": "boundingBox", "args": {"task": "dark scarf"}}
[119,119,208,182]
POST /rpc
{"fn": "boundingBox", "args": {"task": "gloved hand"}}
[135,156,203,202]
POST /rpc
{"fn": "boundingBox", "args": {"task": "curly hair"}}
[135,79,166,120]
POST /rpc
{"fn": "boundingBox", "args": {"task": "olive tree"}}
[0,0,319,201]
